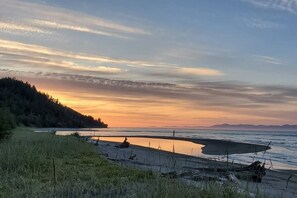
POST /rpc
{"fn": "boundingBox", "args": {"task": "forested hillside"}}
[0,77,107,128]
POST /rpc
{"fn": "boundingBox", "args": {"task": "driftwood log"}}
[198,161,266,182]
[115,137,130,148]
[231,161,266,182]
[165,161,266,183]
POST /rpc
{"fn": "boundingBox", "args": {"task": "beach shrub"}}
[0,107,16,141]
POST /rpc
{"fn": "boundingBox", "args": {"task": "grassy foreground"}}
[0,128,258,198]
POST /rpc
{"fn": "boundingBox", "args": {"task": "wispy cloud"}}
[5,58,122,75]
[148,67,224,79]
[0,21,52,35]
[253,55,284,65]
[0,0,151,39]
[243,0,297,13]
[30,20,130,39]
[0,38,224,74]
[0,38,227,85]
[242,17,283,29]
[0,39,172,69]
[176,67,224,76]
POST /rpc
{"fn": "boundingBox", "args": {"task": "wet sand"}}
[94,137,297,198]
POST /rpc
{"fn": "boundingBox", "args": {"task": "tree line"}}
[0,77,108,129]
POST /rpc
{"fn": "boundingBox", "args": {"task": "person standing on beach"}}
[173,130,175,137]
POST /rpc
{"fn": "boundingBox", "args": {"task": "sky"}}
[0,0,297,127]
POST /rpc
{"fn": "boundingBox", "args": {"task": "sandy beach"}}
[94,137,297,198]
[94,135,270,155]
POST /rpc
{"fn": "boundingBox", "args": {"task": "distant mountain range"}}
[211,123,297,131]
[0,77,108,128]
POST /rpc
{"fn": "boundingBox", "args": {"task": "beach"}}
[56,128,297,170]
[95,137,297,198]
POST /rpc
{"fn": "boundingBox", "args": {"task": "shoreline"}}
[96,139,297,198]
[90,135,270,155]
[50,129,297,170]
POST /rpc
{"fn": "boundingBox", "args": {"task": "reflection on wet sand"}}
[92,137,204,157]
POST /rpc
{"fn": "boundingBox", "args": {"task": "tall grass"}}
[0,128,263,197]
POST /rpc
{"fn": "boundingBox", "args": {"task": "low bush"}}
[0,107,16,141]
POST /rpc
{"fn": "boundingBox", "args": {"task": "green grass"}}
[0,128,262,198]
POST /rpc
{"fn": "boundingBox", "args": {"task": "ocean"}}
[55,128,297,170]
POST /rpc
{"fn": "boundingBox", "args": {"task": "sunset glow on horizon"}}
[1,0,297,127]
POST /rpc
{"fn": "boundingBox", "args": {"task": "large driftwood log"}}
[165,161,266,183]
[231,161,266,182]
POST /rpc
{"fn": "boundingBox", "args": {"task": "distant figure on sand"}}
[173,130,175,137]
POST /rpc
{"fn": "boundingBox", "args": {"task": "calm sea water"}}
[54,128,297,170]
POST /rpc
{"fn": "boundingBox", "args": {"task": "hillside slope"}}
[0,77,107,128]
